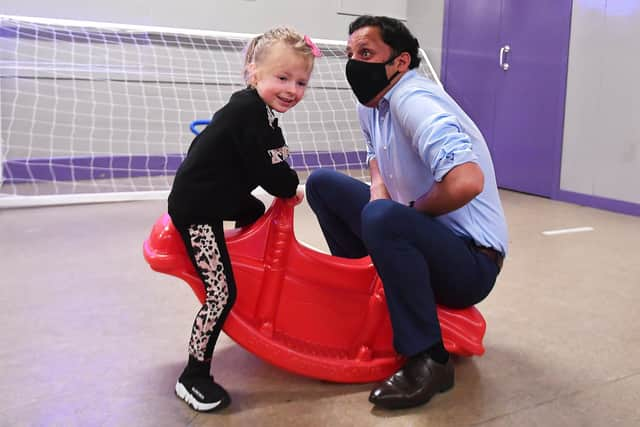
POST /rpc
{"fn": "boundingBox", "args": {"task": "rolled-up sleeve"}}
[396,91,478,182]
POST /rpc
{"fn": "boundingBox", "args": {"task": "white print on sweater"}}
[268,145,290,164]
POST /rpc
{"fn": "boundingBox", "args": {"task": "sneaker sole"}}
[175,381,224,412]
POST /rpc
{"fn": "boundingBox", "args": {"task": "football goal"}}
[0,15,441,208]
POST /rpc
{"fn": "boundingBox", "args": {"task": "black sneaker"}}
[175,374,231,412]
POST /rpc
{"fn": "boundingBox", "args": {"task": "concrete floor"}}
[1,190,639,426]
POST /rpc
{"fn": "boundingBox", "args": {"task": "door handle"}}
[499,45,510,71]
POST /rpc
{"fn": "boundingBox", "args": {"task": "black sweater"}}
[168,88,299,224]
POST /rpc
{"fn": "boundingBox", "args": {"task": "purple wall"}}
[2,151,368,184]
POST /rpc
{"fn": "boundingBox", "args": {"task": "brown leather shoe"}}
[368,354,454,410]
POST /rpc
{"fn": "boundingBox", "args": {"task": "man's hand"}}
[370,182,391,201]
[369,158,391,201]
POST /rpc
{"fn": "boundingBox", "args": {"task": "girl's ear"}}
[246,63,257,86]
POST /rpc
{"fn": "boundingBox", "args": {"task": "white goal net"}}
[0,15,441,208]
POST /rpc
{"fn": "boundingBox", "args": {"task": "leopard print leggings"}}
[176,222,237,362]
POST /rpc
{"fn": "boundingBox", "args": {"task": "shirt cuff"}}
[433,148,478,182]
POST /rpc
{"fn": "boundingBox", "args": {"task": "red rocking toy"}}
[143,196,486,383]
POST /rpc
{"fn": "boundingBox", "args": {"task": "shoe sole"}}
[175,381,224,412]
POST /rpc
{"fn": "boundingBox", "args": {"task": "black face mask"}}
[345,56,400,105]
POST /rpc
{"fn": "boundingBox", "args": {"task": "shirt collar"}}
[378,69,417,111]
[383,69,417,102]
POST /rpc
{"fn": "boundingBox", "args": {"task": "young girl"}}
[167,27,321,412]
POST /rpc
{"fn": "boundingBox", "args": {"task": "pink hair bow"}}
[304,35,323,58]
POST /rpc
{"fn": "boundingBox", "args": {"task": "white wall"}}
[2,0,407,41]
[561,0,640,204]
[407,0,444,76]
[2,0,442,63]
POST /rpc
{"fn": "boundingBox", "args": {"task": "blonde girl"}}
[168,27,320,412]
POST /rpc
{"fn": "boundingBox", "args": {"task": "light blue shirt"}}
[359,69,508,255]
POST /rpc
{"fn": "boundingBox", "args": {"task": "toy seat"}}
[143,197,486,383]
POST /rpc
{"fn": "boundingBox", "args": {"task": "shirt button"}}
[383,146,387,150]
[389,174,393,179]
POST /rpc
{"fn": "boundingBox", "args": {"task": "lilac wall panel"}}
[443,0,573,198]
[442,0,501,155]
[493,0,572,197]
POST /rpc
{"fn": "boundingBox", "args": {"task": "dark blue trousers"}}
[305,169,499,356]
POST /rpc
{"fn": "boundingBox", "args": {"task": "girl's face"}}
[251,43,313,113]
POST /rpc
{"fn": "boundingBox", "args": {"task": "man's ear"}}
[396,52,411,71]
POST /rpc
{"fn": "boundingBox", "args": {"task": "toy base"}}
[143,197,486,383]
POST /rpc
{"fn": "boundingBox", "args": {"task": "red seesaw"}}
[143,196,486,383]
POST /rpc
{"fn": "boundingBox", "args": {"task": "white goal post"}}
[0,15,441,208]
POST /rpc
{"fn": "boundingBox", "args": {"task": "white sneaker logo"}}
[191,387,205,400]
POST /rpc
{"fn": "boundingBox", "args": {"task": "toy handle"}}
[190,119,211,135]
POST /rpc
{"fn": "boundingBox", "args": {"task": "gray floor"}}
[1,190,639,426]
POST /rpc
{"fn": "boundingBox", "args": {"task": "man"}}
[305,15,508,410]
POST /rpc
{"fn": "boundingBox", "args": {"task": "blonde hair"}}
[243,26,316,85]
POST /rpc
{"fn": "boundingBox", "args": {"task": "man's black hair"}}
[349,15,421,69]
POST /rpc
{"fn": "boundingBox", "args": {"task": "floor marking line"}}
[542,226,594,236]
